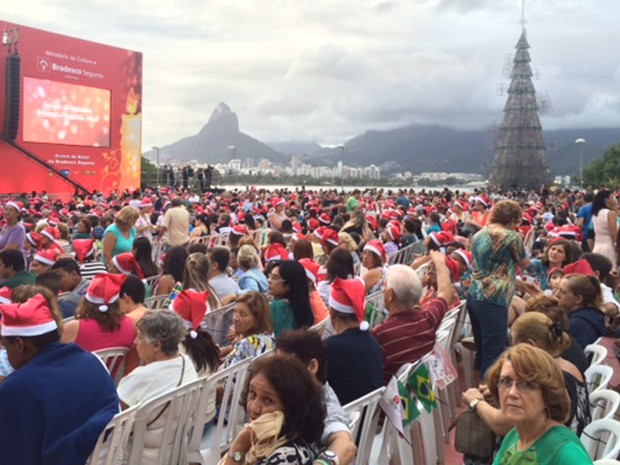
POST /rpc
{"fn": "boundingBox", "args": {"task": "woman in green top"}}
[483,344,592,465]
[102,206,139,269]
[267,260,314,337]
[71,218,93,241]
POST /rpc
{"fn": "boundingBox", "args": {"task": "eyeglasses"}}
[497,377,540,393]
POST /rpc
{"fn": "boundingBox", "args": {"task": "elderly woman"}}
[103,206,139,268]
[222,355,325,465]
[467,200,530,378]
[485,344,591,464]
[237,245,269,294]
[223,291,274,368]
[117,310,198,465]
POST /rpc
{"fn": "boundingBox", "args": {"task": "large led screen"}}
[22,77,111,147]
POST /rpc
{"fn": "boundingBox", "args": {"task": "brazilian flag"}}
[407,363,436,413]
[398,380,420,426]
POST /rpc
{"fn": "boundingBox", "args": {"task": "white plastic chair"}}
[580,419,620,461]
[585,344,609,368]
[144,275,161,295]
[343,386,385,465]
[590,389,620,422]
[86,405,139,465]
[128,377,206,465]
[309,317,329,338]
[93,346,130,386]
[594,459,620,465]
[199,357,253,464]
[586,364,614,394]
[144,294,169,310]
[365,290,386,329]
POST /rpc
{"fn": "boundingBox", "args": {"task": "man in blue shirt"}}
[576,192,594,251]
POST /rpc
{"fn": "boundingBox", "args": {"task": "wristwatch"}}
[321,450,340,465]
[228,450,245,463]
[469,397,483,412]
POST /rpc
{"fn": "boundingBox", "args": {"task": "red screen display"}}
[22,77,111,147]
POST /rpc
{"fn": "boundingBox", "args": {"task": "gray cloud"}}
[1,0,618,149]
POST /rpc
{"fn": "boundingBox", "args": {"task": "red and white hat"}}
[313,226,327,241]
[444,256,461,282]
[112,253,145,280]
[299,258,319,286]
[429,231,454,248]
[475,195,491,208]
[385,221,401,243]
[319,213,332,225]
[33,249,57,266]
[139,198,153,208]
[85,274,126,312]
[73,239,97,263]
[321,228,340,247]
[307,217,320,232]
[563,260,595,277]
[41,226,60,244]
[363,240,386,262]
[0,294,57,337]
[271,197,286,208]
[0,287,12,304]
[5,200,23,213]
[365,215,377,232]
[231,225,248,236]
[26,232,43,250]
[329,278,369,331]
[264,243,289,262]
[453,249,472,268]
[170,289,208,338]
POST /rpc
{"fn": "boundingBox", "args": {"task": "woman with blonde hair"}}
[102,206,139,268]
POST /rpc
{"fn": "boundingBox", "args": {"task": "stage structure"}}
[490,18,550,191]
[0,21,142,196]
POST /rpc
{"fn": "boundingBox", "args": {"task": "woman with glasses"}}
[487,344,591,465]
[268,260,314,337]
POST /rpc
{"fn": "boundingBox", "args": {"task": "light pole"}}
[152,146,160,186]
[337,144,344,191]
[575,138,586,189]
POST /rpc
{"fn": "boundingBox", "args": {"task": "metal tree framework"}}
[490,28,550,191]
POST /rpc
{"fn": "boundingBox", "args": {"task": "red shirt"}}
[372,297,448,384]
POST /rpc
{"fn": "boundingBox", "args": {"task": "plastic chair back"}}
[86,405,139,465]
[202,302,236,346]
[581,419,620,461]
[585,344,609,368]
[343,386,386,465]
[586,364,614,394]
[590,389,620,422]
[144,294,169,310]
[93,346,130,386]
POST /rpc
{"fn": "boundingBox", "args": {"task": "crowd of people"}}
[0,182,617,464]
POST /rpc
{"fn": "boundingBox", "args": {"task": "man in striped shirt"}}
[372,251,452,384]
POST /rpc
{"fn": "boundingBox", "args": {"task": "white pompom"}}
[190,330,198,339]
[98,305,108,312]
[359,320,370,331]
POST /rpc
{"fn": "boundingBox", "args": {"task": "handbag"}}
[449,408,496,459]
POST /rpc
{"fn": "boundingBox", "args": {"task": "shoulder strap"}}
[146,355,185,427]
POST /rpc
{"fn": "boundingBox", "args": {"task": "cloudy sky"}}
[1,0,618,150]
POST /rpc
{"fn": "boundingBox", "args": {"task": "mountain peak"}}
[208,102,233,123]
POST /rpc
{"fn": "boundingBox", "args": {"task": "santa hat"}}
[563,260,595,277]
[85,274,126,312]
[388,210,400,222]
[453,249,472,268]
[329,278,369,331]
[546,266,563,282]
[33,249,57,266]
[271,197,285,208]
[444,256,461,282]
[307,217,320,232]
[321,228,340,247]
[73,239,97,263]
[299,258,319,286]
[231,225,248,236]
[441,219,457,233]
[264,243,289,262]
[313,226,327,241]
[363,240,386,262]
[429,231,454,248]
[41,226,60,244]
[0,294,57,337]
[385,222,401,243]
[0,287,12,304]
[112,253,145,280]
[47,214,60,227]
[291,232,306,242]
[170,289,208,338]
[452,200,468,212]
[139,198,153,208]
[319,213,332,225]
[291,222,302,233]
[5,201,23,213]
[26,232,43,250]
[365,215,377,232]
[475,195,491,208]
